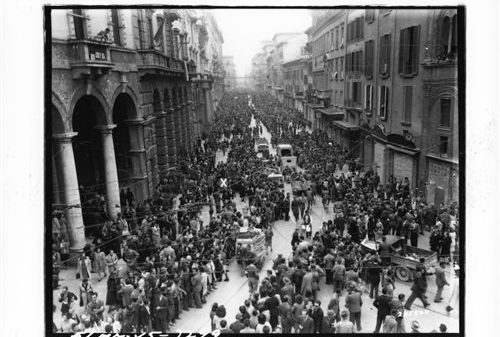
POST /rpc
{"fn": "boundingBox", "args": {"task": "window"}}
[378,85,389,120]
[379,34,391,77]
[366,9,376,23]
[347,51,363,73]
[399,25,420,75]
[334,90,338,106]
[340,57,344,79]
[364,40,374,78]
[402,86,413,124]
[347,82,362,106]
[72,9,85,39]
[365,84,374,113]
[347,17,364,43]
[111,9,122,46]
[439,136,449,156]
[137,10,146,49]
[335,27,339,50]
[340,90,343,106]
[440,15,457,59]
[440,98,452,127]
[340,24,345,47]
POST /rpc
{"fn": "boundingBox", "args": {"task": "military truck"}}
[235,228,266,271]
[361,235,438,282]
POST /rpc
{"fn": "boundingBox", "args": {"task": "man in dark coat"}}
[155,288,170,333]
[404,271,430,310]
[373,287,393,333]
[311,300,324,333]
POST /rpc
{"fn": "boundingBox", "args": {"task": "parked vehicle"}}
[361,235,438,282]
[276,144,297,168]
[235,228,266,270]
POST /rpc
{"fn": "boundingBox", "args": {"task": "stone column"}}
[52,132,86,253]
[95,124,121,219]
[124,118,149,202]
[186,100,194,149]
[154,111,168,178]
[174,105,183,153]
[166,108,177,166]
[51,148,61,205]
[181,103,189,149]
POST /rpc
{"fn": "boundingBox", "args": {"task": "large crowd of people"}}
[52,91,459,334]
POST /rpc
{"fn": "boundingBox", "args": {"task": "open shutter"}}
[412,25,420,74]
[132,10,140,49]
[398,29,405,73]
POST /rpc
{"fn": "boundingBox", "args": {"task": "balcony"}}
[68,39,114,79]
[137,49,186,78]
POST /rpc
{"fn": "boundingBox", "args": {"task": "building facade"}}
[223,56,236,90]
[253,9,459,206]
[51,8,224,253]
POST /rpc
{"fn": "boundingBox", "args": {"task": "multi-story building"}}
[50,8,223,253]
[262,9,459,206]
[223,56,236,90]
[250,52,266,90]
[356,8,458,204]
[281,34,307,110]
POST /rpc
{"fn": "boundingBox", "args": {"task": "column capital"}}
[94,124,117,133]
[52,132,78,142]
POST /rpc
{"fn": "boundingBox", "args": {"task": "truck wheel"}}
[395,266,411,282]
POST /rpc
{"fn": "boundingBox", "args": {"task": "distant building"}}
[223,56,236,90]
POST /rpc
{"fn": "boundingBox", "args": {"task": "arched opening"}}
[112,93,136,186]
[72,95,107,201]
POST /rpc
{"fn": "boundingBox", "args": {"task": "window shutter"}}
[379,36,384,74]
[378,86,382,117]
[360,50,364,72]
[398,28,406,74]
[385,86,389,119]
[386,35,391,75]
[412,25,420,74]
[132,10,140,49]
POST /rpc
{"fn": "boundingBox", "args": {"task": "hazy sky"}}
[211,9,312,77]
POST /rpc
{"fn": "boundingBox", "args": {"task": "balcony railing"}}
[137,49,187,77]
[67,39,114,78]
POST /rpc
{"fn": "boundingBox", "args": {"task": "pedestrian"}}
[79,278,93,308]
[332,258,346,294]
[404,270,430,310]
[77,253,92,281]
[335,310,355,333]
[434,262,449,303]
[95,247,107,281]
[373,287,393,333]
[345,284,362,331]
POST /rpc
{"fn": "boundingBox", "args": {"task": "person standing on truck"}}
[378,236,393,267]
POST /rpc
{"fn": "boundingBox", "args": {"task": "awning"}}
[316,108,344,120]
[332,120,360,131]
[386,144,420,156]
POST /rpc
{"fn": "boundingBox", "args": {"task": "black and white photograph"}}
[44,6,466,335]
[2,2,498,337]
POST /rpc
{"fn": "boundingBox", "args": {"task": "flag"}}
[153,16,165,49]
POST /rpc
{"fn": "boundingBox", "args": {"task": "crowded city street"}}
[52,91,459,333]
[45,7,465,335]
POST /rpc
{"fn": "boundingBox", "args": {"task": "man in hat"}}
[155,286,170,332]
[281,277,295,302]
[191,266,203,308]
[373,287,393,333]
[311,300,324,333]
